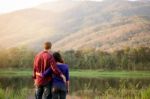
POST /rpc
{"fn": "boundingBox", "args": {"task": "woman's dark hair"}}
[53,52,64,63]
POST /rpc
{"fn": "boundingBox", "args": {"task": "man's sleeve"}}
[49,55,62,76]
[33,56,37,79]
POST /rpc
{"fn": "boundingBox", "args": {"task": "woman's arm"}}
[66,65,70,93]
[42,68,51,77]
[35,68,52,77]
[66,81,70,93]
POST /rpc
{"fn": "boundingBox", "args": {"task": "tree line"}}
[0,46,150,71]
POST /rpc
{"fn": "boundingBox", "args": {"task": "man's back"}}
[35,51,52,73]
[34,51,53,86]
[33,42,65,99]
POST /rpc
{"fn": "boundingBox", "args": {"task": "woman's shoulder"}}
[59,63,68,66]
[57,63,69,68]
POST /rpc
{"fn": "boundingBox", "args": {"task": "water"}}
[0,76,150,99]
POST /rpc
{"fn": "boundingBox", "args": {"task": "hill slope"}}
[0,0,150,51]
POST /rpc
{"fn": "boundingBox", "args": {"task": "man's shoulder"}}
[38,51,52,55]
[48,51,53,56]
[36,51,44,56]
[41,51,53,58]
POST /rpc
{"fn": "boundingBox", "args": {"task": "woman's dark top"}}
[42,63,69,91]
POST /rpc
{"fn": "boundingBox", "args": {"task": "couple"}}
[33,42,70,99]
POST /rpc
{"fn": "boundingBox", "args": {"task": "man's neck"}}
[44,49,50,52]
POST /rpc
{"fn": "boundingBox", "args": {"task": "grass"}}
[0,70,31,77]
[0,69,150,78]
[75,87,150,99]
[141,87,150,99]
[70,70,150,78]
[0,86,150,99]
[0,87,30,99]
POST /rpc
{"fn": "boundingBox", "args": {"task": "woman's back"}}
[53,63,69,91]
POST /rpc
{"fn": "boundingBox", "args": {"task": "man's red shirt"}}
[33,50,62,86]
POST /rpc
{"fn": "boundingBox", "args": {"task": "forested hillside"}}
[0,0,149,51]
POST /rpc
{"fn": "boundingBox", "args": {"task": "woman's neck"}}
[57,62,63,64]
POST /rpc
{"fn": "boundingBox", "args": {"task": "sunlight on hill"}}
[0,0,149,51]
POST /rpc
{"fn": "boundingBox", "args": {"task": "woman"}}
[36,52,70,99]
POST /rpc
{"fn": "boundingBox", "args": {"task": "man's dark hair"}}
[53,52,64,63]
[44,42,52,50]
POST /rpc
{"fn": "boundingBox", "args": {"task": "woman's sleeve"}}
[66,65,70,81]
[42,68,52,77]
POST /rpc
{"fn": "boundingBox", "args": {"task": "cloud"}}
[0,0,57,13]
[73,0,103,1]
[128,0,137,1]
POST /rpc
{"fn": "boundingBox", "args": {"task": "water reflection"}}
[0,76,33,89]
[0,76,150,98]
[70,77,150,93]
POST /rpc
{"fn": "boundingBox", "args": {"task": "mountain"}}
[0,0,150,51]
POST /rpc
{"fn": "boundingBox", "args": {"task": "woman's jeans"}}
[52,87,67,99]
[35,82,52,99]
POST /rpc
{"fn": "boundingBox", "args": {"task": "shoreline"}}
[0,70,150,78]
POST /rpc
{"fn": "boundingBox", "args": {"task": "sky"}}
[0,0,57,13]
[0,0,139,14]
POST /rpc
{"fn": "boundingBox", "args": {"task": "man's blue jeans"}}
[35,82,52,99]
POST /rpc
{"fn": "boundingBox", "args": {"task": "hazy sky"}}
[0,0,57,13]
[0,0,139,14]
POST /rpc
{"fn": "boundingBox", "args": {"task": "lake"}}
[0,76,150,99]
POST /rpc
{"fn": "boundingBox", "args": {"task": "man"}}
[33,42,66,99]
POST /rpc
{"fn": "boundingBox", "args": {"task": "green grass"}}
[76,87,150,99]
[141,87,150,99]
[0,70,31,77]
[0,86,150,99]
[0,69,150,78]
[0,87,30,99]
[70,70,150,78]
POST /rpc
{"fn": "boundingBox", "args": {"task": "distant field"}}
[0,69,150,78]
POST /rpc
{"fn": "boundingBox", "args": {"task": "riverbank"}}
[0,69,150,78]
